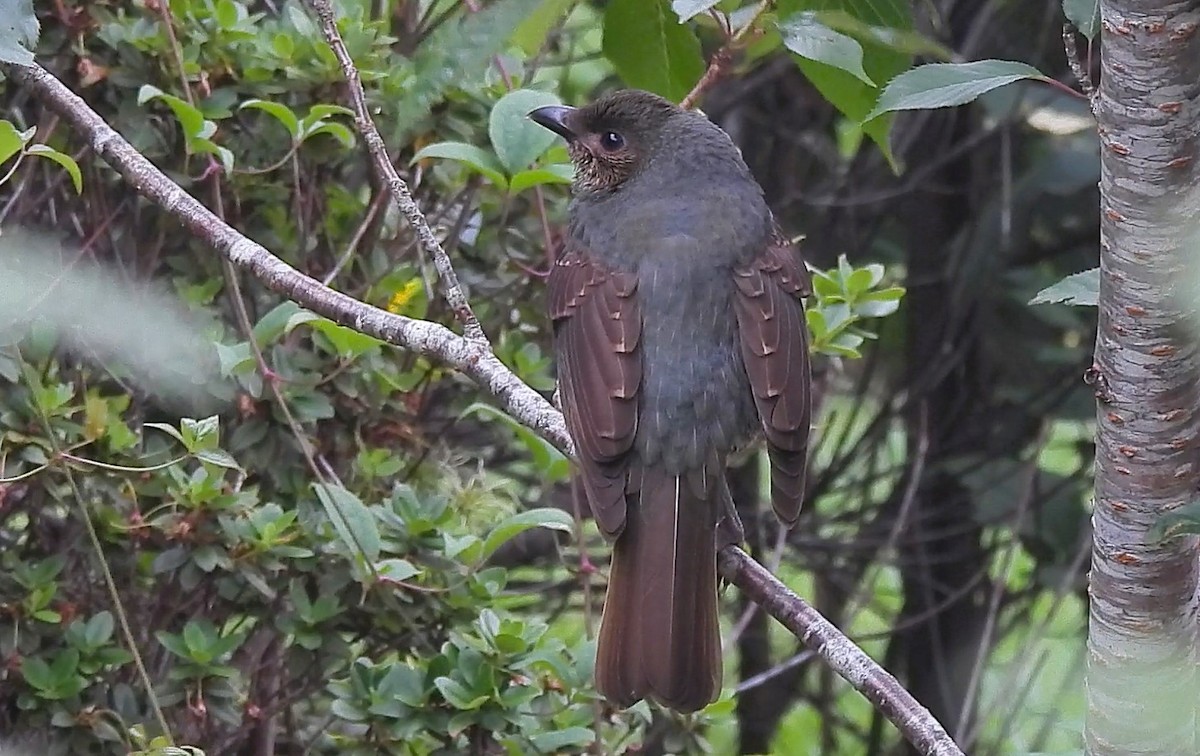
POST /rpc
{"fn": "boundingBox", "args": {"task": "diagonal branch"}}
[6,60,963,756]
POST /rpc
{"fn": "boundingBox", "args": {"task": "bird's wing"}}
[732,235,812,525]
[548,242,642,539]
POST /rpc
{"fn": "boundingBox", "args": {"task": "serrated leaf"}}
[671,0,721,22]
[780,0,910,169]
[25,144,82,193]
[866,60,1048,120]
[0,0,38,65]
[489,88,562,173]
[603,0,706,102]
[314,482,381,563]
[412,141,508,188]
[778,13,874,86]
[481,508,574,561]
[1029,268,1098,307]
[1063,0,1100,40]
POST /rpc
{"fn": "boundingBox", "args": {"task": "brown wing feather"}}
[733,235,812,525]
[548,244,641,538]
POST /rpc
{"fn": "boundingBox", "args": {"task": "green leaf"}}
[0,120,25,167]
[810,10,953,60]
[240,99,300,140]
[1063,0,1100,40]
[866,60,1048,120]
[138,85,209,141]
[377,558,421,582]
[85,611,115,646]
[252,301,304,345]
[314,483,381,563]
[511,0,575,55]
[461,402,569,481]
[1029,268,1098,307]
[481,508,574,561]
[780,0,911,169]
[530,728,596,751]
[0,0,38,65]
[215,0,239,28]
[671,0,721,22]
[412,141,508,188]
[508,164,574,193]
[489,88,562,174]
[434,676,489,710]
[24,144,82,193]
[1151,498,1200,542]
[778,13,874,86]
[309,319,384,357]
[603,0,706,102]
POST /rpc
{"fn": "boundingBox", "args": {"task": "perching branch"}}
[7,59,964,756]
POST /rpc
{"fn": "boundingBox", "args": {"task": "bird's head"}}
[528,89,682,195]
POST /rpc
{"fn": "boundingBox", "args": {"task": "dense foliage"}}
[0,0,1102,754]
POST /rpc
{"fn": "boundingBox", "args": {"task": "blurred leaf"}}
[481,508,575,561]
[314,482,381,563]
[671,0,721,21]
[462,402,569,481]
[0,0,37,65]
[603,0,706,101]
[1150,499,1200,542]
[488,88,562,173]
[412,141,508,188]
[395,0,545,136]
[509,164,574,192]
[377,558,421,582]
[866,60,1048,120]
[530,727,596,750]
[1030,268,1098,307]
[811,9,953,60]
[1063,0,1100,40]
[780,0,911,169]
[0,120,26,167]
[511,0,574,54]
[25,144,82,193]
[778,13,874,86]
[240,99,300,140]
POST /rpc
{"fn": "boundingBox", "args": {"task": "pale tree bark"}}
[1087,1,1200,753]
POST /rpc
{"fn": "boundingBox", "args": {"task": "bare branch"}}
[7,60,963,756]
[305,0,486,343]
[719,549,964,756]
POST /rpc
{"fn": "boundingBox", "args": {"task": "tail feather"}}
[594,466,722,712]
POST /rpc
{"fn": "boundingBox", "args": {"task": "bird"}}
[528,89,812,713]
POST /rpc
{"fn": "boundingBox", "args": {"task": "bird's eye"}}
[599,131,625,151]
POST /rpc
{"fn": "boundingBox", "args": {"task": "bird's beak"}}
[527,105,577,141]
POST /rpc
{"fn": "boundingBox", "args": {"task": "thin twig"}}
[680,0,774,111]
[304,0,487,342]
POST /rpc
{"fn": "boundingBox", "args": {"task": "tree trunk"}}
[1086,2,1200,753]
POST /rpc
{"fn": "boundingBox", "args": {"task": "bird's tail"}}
[594,466,726,712]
